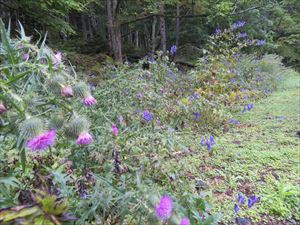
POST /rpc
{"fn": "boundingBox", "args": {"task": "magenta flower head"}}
[83,95,97,106]
[26,129,56,151]
[180,217,190,225]
[0,103,7,114]
[112,123,119,136]
[155,195,173,220]
[76,132,93,145]
[61,86,74,97]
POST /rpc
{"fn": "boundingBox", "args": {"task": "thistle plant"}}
[0,19,95,167]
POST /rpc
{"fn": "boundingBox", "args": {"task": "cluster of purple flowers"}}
[155,195,190,225]
[201,135,216,152]
[215,27,222,35]
[232,21,246,31]
[242,103,254,113]
[143,110,154,122]
[170,44,177,56]
[188,92,199,101]
[238,32,247,38]
[234,193,260,213]
[229,118,240,125]
[194,112,201,122]
[256,39,266,46]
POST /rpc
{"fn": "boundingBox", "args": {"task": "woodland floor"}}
[168,73,300,224]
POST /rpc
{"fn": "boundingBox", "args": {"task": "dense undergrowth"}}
[0,19,297,225]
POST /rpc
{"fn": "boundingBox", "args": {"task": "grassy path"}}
[208,73,300,224]
[171,73,300,224]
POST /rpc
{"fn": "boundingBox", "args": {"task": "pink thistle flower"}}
[53,51,62,69]
[61,86,74,97]
[155,195,173,220]
[26,129,56,151]
[23,53,29,61]
[83,95,97,106]
[112,124,119,136]
[180,217,190,225]
[0,103,7,114]
[76,132,93,145]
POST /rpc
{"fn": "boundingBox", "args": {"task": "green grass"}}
[165,73,300,224]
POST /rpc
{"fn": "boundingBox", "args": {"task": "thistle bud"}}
[0,103,7,114]
[46,75,65,94]
[67,116,90,138]
[48,114,65,130]
[61,86,74,97]
[20,118,44,138]
[73,82,90,98]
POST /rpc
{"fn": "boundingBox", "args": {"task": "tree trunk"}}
[87,17,94,39]
[176,2,180,47]
[151,16,157,55]
[81,14,88,41]
[106,0,122,62]
[159,3,166,55]
[135,30,139,48]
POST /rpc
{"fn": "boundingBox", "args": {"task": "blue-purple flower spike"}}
[248,195,260,208]
[234,203,239,213]
[238,193,246,205]
[143,110,153,122]
[170,45,177,56]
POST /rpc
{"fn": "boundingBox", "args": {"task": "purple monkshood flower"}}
[247,103,254,111]
[143,110,153,122]
[238,32,247,38]
[242,105,247,113]
[231,78,236,84]
[200,137,205,145]
[170,45,177,56]
[238,193,246,205]
[232,20,246,30]
[244,94,249,100]
[234,203,239,213]
[26,129,56,151]
[242,103,254,113]
[194,112,201,121]
[237,21,246,27]
[215,27,222,35]
[83,95,97,106]
[155,195,173,220]
[229,118,240,125]
[76,132,93,145]
[210,135,216,145]
[248,195,260,208]
[206,141,213,152]
[180,217,191,225]
[189,92,199,101]
[201,135,216,152]
[256,39,266,46]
